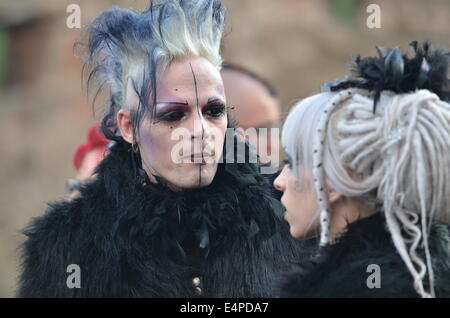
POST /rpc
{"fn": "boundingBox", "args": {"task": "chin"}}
[289,227,302,239]
[285,218,304,239]
[171,164,217,189]
[175,178,214,190]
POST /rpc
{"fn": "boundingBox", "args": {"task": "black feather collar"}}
[84,135,285,261]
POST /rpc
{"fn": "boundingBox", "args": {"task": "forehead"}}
[125,57,224,107]
[157,57,224,93]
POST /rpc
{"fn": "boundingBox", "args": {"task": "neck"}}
[329,198,375,243]
[140,157,184,192]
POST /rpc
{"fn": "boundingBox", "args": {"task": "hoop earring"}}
[130,141,147,186]
[132,142,139,153]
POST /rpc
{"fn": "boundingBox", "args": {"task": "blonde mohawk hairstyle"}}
[77,0,226,142]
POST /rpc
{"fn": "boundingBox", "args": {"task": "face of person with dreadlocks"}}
[273,94,346,239]
[274,163,321,238]
[117,57,228,191]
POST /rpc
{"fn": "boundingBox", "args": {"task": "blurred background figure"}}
[66,123,109,198]
[72,123,108,182]
[221,63,280,164]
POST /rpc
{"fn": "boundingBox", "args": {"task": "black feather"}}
[322,41,450,113]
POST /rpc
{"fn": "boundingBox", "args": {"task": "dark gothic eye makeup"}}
[157,108,188,122]
[155,102,189,122]
[283,155,293,169]
[203,102,226,118]
[155,99,226,123]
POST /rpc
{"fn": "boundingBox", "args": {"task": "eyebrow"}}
[156,97,224,106]
[206,98,223,103]
[156,101,189,106]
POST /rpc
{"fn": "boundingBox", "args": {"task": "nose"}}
[273,166,287,192]
[188,112,213,158]
[190,111,210,141]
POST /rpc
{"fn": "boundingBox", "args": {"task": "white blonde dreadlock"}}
[283,87,450,298]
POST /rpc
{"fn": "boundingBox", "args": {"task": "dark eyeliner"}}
[203,103,226,118]
[157,109,187,122]
[283,156,293,168]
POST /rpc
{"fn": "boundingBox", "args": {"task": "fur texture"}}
[18,137,315,298]
[278,212,450,298]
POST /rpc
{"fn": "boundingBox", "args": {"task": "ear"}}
[116,109,134,144]
[327,188,343,205]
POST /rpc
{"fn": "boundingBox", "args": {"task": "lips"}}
[182,153,215,164]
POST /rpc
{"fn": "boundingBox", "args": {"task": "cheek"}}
[138,124,172,162]
[207,118,227,147]
[284,178,319,234]
[284,178,303,210]
[213,117,227,135]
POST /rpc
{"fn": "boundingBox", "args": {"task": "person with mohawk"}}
[18,0,312,298]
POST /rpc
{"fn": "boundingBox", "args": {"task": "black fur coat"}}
[278,212,450,298]
[18,138,314,298]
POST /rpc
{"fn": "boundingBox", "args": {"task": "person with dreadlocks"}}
[17,0,310,297]
[274,42,450,298]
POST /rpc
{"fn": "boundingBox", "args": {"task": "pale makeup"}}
[118,56,228,191]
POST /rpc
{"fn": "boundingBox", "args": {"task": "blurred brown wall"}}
[1,0,449,297]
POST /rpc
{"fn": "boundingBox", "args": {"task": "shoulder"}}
[18,198,85,297]
[22,198,84,247]
[278,213,420,298]
[22,174,115,244]
[18,172,123,297]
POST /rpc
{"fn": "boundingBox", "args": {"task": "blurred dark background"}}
[1,0,450,297]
